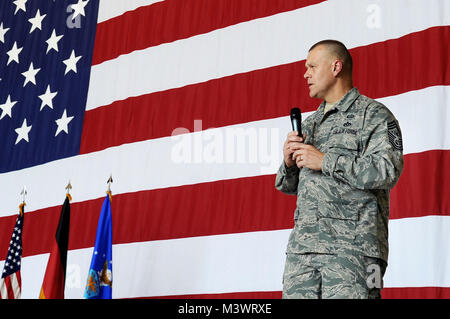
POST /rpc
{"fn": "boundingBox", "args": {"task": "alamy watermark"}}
[366,3,382,29]
[366,263,382,289]
[170,120,282,174]
[65,2,86,29]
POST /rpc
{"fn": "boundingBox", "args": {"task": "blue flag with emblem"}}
[84,192,112,299]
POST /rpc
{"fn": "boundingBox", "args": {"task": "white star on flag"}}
[21,62,40,87]
[55,109,74,136]
[71,0,90,20]
[0,95,17,120]
[15,118,32,144]
[6,41,23,65]
[62,50,82,75]
[28,9,46,34]
[38,85,58,111]
[0,22,10,43]
[13,0,27,15]
[45,29,63,54]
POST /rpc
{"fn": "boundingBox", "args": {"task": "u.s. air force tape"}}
[387,120,403,151]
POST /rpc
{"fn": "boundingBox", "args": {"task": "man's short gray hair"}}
[309,39,353,75]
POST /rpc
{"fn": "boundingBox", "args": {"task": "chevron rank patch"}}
[387,120,403,151]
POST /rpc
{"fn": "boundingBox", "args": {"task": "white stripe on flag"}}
[86,0,450,111]
[0,278,8,299]
[10,273,20,299]
[0,85,448,217]
[14,215,450,298]
[97,0,165,23]
[385,216,450,288]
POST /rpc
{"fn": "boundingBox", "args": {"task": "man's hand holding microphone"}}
[284,108,324,171]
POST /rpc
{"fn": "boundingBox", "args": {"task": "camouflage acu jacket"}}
[275,87,404,262]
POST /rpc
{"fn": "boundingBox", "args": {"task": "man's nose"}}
[304,70,310,79]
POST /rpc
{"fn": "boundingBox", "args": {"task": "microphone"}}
[290,107,302,137]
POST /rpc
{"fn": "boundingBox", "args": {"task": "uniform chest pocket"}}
[325,128,360,155]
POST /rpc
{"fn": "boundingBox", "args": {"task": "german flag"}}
[39,194,71,299]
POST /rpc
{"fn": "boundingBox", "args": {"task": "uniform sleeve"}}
[321,102,404,190]
[275,161,299,195]
[274,113,316,195]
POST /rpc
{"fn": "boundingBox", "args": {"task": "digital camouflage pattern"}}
[282,253,386,299]
[275,87,404,297]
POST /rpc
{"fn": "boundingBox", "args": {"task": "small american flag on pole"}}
[0,204,24,299]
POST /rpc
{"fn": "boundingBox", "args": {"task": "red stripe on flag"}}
[0,216,16,258]
[5,276,14,299]
[390,149,450,220]
[15,272,21,297]
[8,149,449,258]
[146,291,283,299]
[352,26,450,99]
[92,0,326,66]
[382,287,450,299]
[139,287,450,299]
[80,26,450,155]
[19,174,295,257]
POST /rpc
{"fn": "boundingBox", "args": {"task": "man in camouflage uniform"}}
[275,40,404,299]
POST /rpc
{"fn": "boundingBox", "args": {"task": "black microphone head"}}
[290,107,301,119]
[290,107,302,135]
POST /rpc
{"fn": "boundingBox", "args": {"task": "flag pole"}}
[84,175,113,299]
[107,175,113,200]
[19,186,27,216]
[65,180,72,201]
[1,188,26,299]
[39,182,72,299]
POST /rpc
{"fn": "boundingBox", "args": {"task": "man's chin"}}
[308,90,318,99]
[308,89,323,100]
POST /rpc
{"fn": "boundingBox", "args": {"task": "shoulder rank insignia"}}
[387,120,403,151]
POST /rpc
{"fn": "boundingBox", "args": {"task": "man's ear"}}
[332,60,343,76]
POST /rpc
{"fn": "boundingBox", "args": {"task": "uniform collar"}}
[318,87,360,114]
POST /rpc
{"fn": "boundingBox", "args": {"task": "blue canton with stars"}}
[0,0,99,173]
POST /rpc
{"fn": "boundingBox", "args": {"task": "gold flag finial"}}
[107,175,113,191]
[20,186,27,204]
[19,186,27,216]
[106,175,113,201]
[65,180,72,201]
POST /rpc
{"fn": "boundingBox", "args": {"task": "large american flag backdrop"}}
[0,0,449,299]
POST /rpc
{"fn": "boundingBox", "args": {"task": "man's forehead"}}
[306,45,332,65]
[305,51,319,66]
